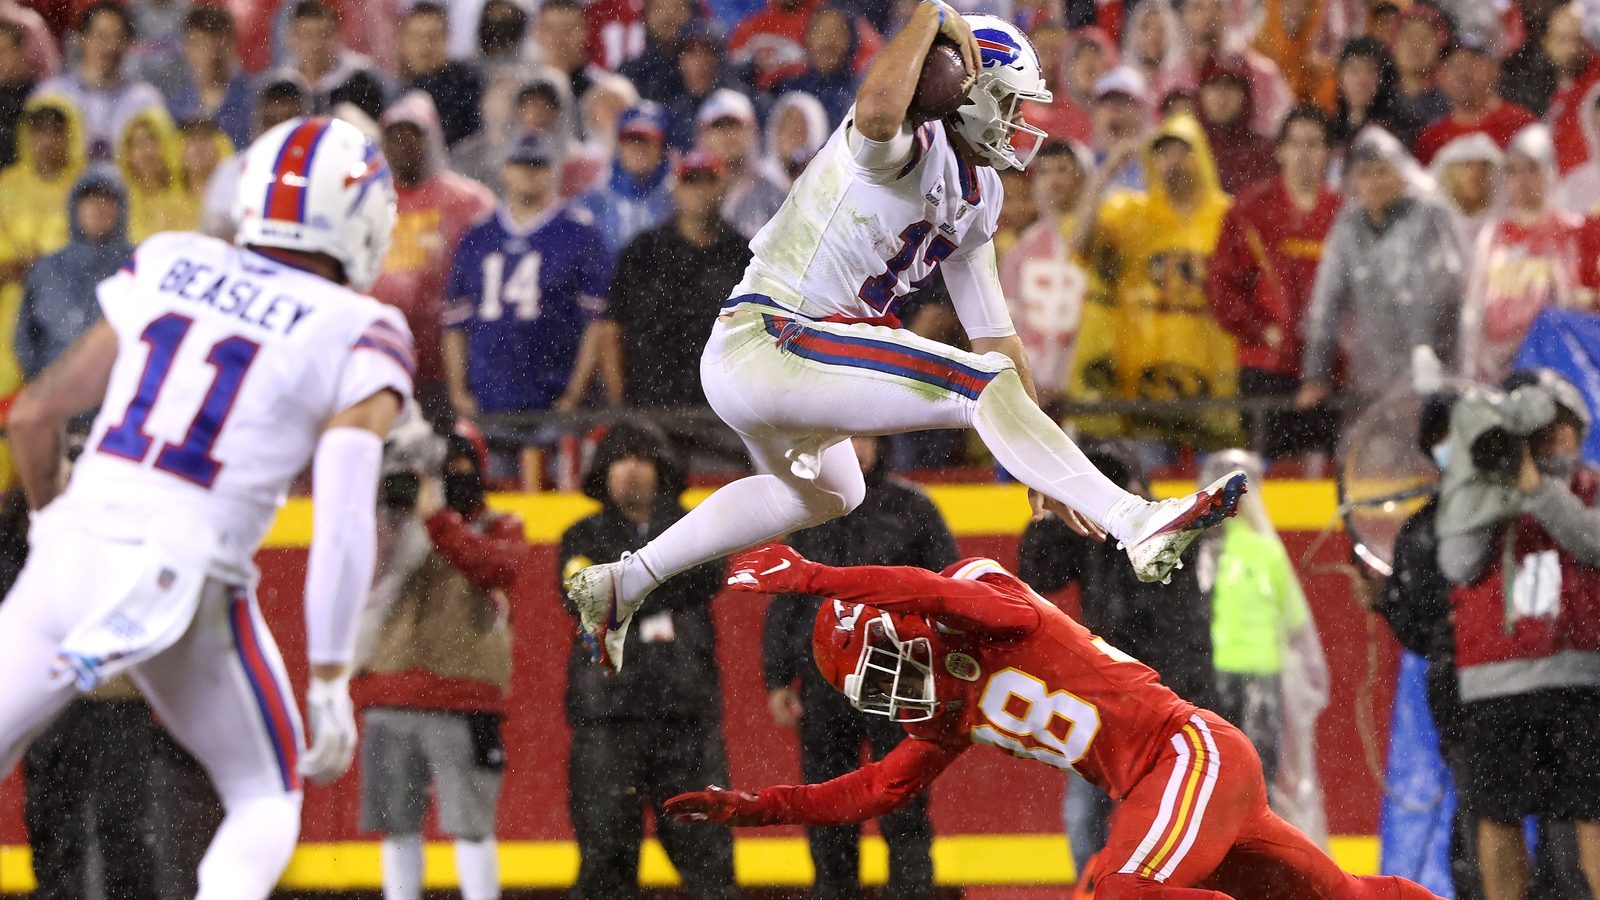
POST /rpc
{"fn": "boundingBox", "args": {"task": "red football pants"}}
[1094,711,1438,900]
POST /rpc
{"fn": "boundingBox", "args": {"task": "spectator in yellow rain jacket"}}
[1074,112,1240,446]
[117,107,200,241]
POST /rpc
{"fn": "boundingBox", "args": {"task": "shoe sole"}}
[1129,472,1249,584]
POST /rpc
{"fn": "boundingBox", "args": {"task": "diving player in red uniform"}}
[665,545,1438,900]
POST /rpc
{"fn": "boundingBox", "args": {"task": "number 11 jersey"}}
[66,233,416,566]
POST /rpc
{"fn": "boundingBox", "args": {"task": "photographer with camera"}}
[1436,368,1600,900]
[351,417,531,900]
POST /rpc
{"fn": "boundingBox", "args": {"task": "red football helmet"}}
[812,599,940,722]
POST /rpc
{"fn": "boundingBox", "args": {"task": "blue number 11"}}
[97,313,261,488]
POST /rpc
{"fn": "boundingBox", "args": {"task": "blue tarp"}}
[1380,650,1456,897]
[1514,307,1600,465]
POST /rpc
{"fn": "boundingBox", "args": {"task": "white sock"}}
[622,441,863,605]
[971,369,1147,544]
[380,834,424,900]
[455,838,501,900]
[195,794,302,900]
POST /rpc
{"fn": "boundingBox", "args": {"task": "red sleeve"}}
[425,510,529,592]
[798,562,1042,638]
[1206,205,1266,343]
[753,737,964,825]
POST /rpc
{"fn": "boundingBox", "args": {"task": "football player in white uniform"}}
[569,4,1247,671]
[0,117,411,899]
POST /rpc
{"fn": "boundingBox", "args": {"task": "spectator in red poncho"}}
[1199,55,1277,194]
[1208,106,1341,460]
[1413,32,1539,165]
[1542,3,1600,175]
[728,0,881,91]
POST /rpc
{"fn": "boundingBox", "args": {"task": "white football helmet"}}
[234,116,397,291]
[947,15,1053,170]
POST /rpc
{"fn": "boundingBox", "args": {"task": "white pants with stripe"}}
[0,508,302,899]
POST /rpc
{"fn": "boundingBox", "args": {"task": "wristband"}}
[926,0,945,25]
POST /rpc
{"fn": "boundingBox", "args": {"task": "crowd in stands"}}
[1,0,1600,482]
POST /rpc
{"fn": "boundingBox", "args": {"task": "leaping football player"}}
[567,1,1248,672]
[0,117,410,899]
[667,545,1441,900]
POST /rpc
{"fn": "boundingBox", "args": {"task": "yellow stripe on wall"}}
[0,835,1381,891]
[261,480,1343,549]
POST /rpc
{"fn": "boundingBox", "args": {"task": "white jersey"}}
[66,232,415,570]
[735,112,1013,337]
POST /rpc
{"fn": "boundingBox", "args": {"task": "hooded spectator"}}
[1199,55,1278,194]
[1025,26,1111,147]
[466,0,547,167]
[1499,0,1597,118]
[1298,126,1463,412]
[617,0,695,103]
[1250,0,1337,108]
[1413,33,1539,165]
[575,102,677,256]
[116,107,197,241]
[1121,0,1184,110]
[566,74,642,197]
[757,90,829,189]
[399,2,483,148]
[371,92,495,411]
[1330,37,1419,151]
[1074,113,1239,443]
[1392,5,1451,132]
[696,88,786,239]
[1461,124,1588,384]
[277,0,394,122]
[1207,107,1342,461]
[1431,132,1503,256]
[36,2,164,162]
[773,7,861,128]
[461,73,579,192]
[199,74,310,240]
[728,0,882,93]
[14,170,128,383]
[1171,0,1291,137]
[662,21,743,151]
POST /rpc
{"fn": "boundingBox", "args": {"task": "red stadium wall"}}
[0,528,1398,847]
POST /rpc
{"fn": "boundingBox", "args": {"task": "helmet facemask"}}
[948,71,1051,171]
[842,613,938,722]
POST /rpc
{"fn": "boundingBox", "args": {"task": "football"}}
[910,39,971,123]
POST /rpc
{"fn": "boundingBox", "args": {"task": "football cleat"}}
[565,556,641,673]
[1123,470,1249,584]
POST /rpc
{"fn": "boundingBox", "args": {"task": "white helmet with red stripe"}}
[947,15,1052,170]
[234,116,397,291]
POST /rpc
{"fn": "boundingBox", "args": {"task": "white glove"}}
[1412,345,1444,395]
[299,674,356,784]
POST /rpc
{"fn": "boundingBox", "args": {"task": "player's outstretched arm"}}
[300,388,402,784]
[855,0,977,141]
[727,545,1040,637]
[665,737,963,827]
[7,320,118,510]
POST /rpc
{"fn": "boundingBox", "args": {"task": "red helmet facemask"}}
[813,599,939,722]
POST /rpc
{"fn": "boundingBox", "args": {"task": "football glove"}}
[299,673,357,784]
[725,544,813,594]
[664,785,772,826]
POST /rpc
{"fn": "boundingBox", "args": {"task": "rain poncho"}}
[0,94,87,399]
[756,91,830,192]
[1302,126,1464,400]
[15,168,129,381]
[999,141,1095,400]
[1461,125,1591,385]
[1428,132,1503,259]
[1074,113,1239,442]
[116,107,197,242]
[1121,0,1185,109]
[1197,449,1330,846]
[1555,80,1600,215]
[1249,0,1339,107]
[574,103,680,256]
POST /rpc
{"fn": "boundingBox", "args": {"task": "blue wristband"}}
[930,1,945,25]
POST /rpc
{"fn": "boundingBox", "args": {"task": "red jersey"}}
[751,558,1200,826]
[1207,177,1343,376]
[1412,101,1539,166]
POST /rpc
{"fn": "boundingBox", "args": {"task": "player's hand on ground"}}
[932,0,980,82]
[664,786,770,826]
[1040,496,1109,541]
[768,687,803,728]
[726,544,811,593]
[300,674,357,784]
